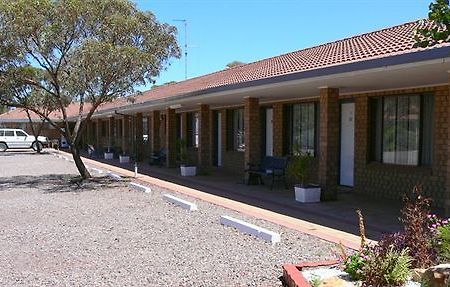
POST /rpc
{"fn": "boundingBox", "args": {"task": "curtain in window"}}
[382,95,420,165]
[193,112,199,148]
[292,103,315,155]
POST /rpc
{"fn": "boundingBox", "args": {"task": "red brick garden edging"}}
[282,260,340,287]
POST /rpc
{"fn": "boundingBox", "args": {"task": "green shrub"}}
[344,252,366,280]
[436,224,450,262]
[400,185,436,267]
[309,276,322,287]
[286,152,314,187]
[362,247,412,287]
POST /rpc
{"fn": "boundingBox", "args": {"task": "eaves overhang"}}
[90,45,450,118]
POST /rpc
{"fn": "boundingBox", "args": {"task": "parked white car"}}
[0,128,48,152]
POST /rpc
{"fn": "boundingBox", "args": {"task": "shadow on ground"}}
[0,174,125,193]
[0,150,52,157]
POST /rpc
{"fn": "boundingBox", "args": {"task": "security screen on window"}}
[292,103,316,155]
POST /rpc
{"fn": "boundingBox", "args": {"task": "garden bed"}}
[283,185,450,287]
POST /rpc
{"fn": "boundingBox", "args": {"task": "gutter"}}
[88,46,450,117]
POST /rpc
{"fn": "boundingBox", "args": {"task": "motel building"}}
[2,20,450,212]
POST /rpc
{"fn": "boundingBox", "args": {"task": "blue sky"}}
[135,0,431,87]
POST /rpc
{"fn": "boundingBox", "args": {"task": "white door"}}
[265,108,273,156]
[217,112,222,167]
[340,102,355,186]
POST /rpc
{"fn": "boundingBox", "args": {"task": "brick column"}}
[273,103,284,156]
[446,75,450,216]
[136,112,143,161]
[198,104,212,173]
[122,115,131,154]
[150,111,160,155]
[354,96,369,193]
[165,108,177,167]
[244,97,260,166]
[95,119,100,148]
[107,117,114,150]
[318,87,340,200]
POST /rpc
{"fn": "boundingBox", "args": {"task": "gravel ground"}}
[0,150,337,287]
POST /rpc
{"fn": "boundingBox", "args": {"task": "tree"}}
[415,0,450,47]
[0,0,180,179]
[226,61,246,68]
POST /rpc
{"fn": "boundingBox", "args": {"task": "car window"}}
[16,131,27,137]
[0,130,3,136]
[5,131,14,137]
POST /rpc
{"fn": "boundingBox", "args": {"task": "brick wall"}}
[351,85,449,209]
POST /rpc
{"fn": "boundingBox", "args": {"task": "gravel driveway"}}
[0,150,337,286]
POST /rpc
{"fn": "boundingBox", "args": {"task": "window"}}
[193,113,199,148]
[285,103,318,155]
[0,130,4,136]
[16,131,27,137]
[186,112,199,148]
[233,109,245,151]
[292,103,316,155]
[370,94,434,166]
[226,109,245,151]
[5,131,14,137]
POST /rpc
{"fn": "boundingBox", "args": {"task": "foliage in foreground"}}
[361,247,412,287]
[0,0,180,179]
[415,0,450,47]
[400,185,437,268]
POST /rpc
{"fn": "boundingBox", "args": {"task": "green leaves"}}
[0,0,180,106]
[0,0,180,178]
[415,0,450,47]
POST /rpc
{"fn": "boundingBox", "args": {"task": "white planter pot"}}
[119,155,130,163]
[180,165,197,176]
[104,152,113,160]
[294,185,321,203]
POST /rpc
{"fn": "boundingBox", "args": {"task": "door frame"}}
[265,108,274,156]
[339,99,355,187]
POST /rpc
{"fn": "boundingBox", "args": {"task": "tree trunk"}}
[70,145,91,179]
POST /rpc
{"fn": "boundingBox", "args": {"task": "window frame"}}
[186,112,199,148]
[16,130,27,137]
[370,93,433,167]
[286,102,319,157]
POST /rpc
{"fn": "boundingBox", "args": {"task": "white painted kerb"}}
[129,182,151,193]
[107,172,123,181]
[163,194,197,211]
[220,215,281,244]
[90,168,103,174]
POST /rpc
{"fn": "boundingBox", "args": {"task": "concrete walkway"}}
[58,151,408,249]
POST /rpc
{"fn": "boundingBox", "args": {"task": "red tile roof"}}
[0,19,447,121]
[0,103,84,121]
[110,19,445,108]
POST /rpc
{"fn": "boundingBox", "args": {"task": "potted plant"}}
[104,145,114,160]
[119,151,130,163]
[286,150,320,203]
[177,138,196,176]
